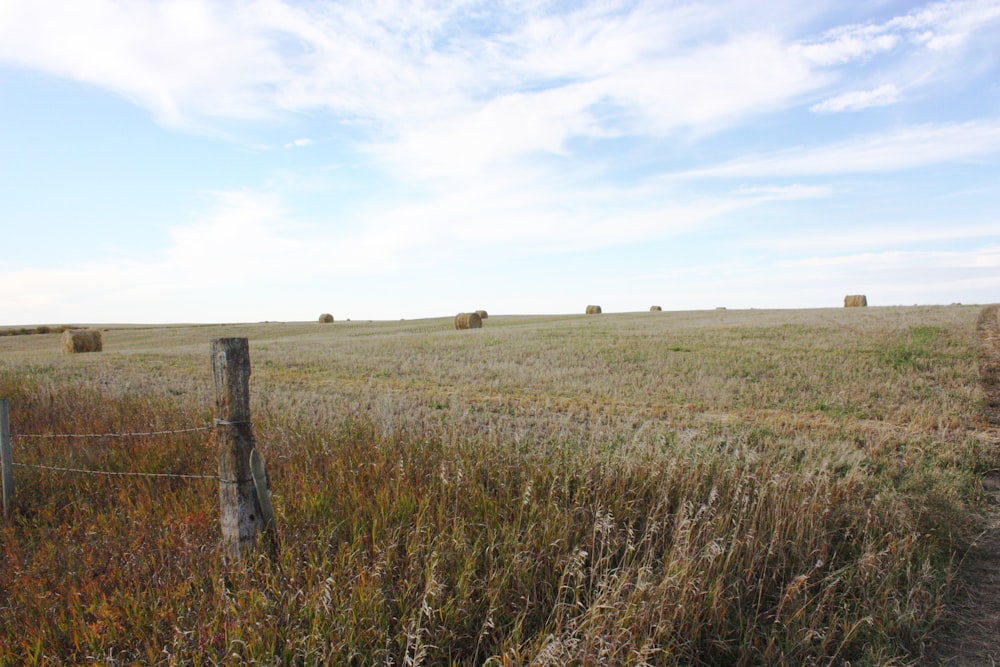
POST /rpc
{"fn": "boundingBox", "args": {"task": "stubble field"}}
[0,305,997,665]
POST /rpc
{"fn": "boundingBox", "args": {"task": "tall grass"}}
[0,306,994,664]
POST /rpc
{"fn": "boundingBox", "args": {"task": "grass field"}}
[0,305,996,665]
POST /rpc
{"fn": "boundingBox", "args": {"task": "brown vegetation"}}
[0,324,72,337]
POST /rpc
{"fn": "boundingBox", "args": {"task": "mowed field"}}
[0,305,997,665]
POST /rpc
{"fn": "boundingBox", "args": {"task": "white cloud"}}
[794,25,899,66]
[164,190,310,282]
[0,1,831,162]
[782,246,1000,271]
[673,120,1000,179]
[0,0,995,182]
[793,0,1000,67]
[888,0,1000,50]
[810,83,902,113]
[284,138,313,148]
[758,223,1000,253]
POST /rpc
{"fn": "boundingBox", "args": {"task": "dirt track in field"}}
[920,304,1000,666]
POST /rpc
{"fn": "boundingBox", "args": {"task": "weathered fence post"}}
[1,399,12,518]
[211,338,270,560]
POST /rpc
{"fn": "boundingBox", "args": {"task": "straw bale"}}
[455,312,483,330]
[319,313,335,323]
[62,328,103,353]
[650,306,662,312]
[585,305,602,315]
[844,295,868,308]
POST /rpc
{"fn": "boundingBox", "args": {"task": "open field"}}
[0,305,997,665]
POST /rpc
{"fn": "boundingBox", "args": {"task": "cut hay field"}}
[0,305,997,665]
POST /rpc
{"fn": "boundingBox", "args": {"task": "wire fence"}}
[13,426,214,439]
[1,339,274,553]
[11,461,220,480]
[7,422,222,482]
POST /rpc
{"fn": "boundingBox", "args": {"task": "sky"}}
[1,0,999,325]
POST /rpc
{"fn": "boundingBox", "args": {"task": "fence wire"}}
[12,425,214,439]
[12,461,220,481]
[7,423,219,481]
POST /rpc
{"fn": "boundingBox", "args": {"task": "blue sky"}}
[1,0,999,324]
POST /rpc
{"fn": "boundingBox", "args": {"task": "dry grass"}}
[586,305,602,315]
[319,313,334,323]
[0,305,995,664]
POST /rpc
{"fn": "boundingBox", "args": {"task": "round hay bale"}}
[319,313,335,323]
[585,305,602,315]
[62,328,102,354]
[454,312,483,330]
[650,305,662,312]
[475,310,488,319]
[844,295,868,308]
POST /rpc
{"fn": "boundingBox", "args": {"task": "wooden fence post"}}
[211,338,268,560]
[1,399,12,518]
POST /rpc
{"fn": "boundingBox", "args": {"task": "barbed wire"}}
[12,425,214,439]
[6,422,252,482]
[12,461,221,481]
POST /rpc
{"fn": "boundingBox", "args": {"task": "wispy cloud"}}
[673,120,1000,179]
[810,83,902,113]
[794,24,899,66]
[794,0,1000,65]
[2,0,997,170]
[888,0,1000,50]
[758,223,1000,253]
[782,246,1000,271]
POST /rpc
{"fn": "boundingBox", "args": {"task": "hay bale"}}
[475,310,488,319]
[844,295,868,308]
[319,313,335,323]
[62,328,102,353]
[586,305,602,315]
[454,312,483,330]
[650,305,662,312]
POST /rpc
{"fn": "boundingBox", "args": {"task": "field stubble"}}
[0,305,996,665]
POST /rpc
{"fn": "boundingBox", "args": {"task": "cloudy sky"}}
[1,0,998,324]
